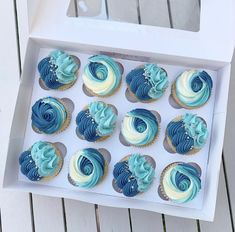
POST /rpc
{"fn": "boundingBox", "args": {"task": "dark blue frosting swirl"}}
[19,151,42,181]
[76,109,101,142]
[191,71,213,93]
[167,120,194,154]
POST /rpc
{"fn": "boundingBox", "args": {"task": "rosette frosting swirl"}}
[19,141,61,181]
[76,101,117,142]
[31,97,67,134]
[166,113,208,154]
[69,148,106,188]
[161,163,201,203]
[121,109,159,146]
[175,70,213,108]
[126,64,169,101]
[113,154,155,197]
[82,55,122,96]
[38,50,79,89]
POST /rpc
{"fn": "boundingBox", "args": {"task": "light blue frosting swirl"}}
[88,101,117,136]
[128,153,155,192]
[162,163,201,203]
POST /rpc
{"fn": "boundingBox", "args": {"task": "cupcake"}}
[82,55,123,97]
[171,70,213,109]
[164,113,208,155]
[159,162,201,203]
[76,101,118,142]
[68,148,110,188]
[38,50,80,90]
[126,64,169,103]
[120,108,160,147]
[19,141,64,181]
[31,97,73,134]
[113,153,155,197]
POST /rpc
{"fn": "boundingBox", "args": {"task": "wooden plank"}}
[64,200,97,232]
[165,216,198,232]
[32,195,65,232]
[130,210,164,232]
[107,0,139,23]
[139,0,170,27]
[169,0,200,31]
[200,163,233,232]
[98,206,131,232]
[222,52,235,229]
[0,0,33,231]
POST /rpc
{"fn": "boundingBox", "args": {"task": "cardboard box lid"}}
[28,0,234,63]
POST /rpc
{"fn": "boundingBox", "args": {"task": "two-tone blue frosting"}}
[121,108,159,147]
[31,97,67,134]
[175,70,213,108]
[161,163,201,203]
[82,55,122,96]
[126,64,169,101]
[166,113,208,154]
[19,141,61,181]
[76,101,117,142]
[69,148,106,188]
[113,154,155,197]
[38,50,79,89]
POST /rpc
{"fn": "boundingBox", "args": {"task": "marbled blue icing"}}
[167,113,208,154]
[38,50,79,89]
[76,101,117,142]
[113,154,155,197]
[19,141,61,181]
[126,64,168,101]
[31,97,67,134]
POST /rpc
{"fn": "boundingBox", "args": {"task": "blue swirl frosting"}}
[113,154,155,197]
[69,148,105,188]
[76,101,117,142]
[121,108,159,147]
[19,141,61,181]
[31,97,67,134]
[38,50,79,89]
[126,64,169,101]
[82,55,122,96]
[166,113,208,154]
[175,70,213,108]
[161,163,201,203]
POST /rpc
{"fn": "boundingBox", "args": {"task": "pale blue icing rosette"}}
[113,153,155,197]
[38,50,80,90]
[68,148,107,188]
[126,64,169,102]
[172,70,213,109]
[120,108,160,147]
[160,162,201,203]
[82,55,122,97]
[76,101,118,142]
[166,113,208,154]
[31,97,70,134]
[19,141,63,181]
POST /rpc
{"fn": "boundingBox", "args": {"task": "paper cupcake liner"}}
[164,115,206,155]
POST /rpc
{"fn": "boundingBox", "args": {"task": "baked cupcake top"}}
[19,141,62,181]
[76,101,117,142]
[121,109,159,147]
[166,113,208,154]
[174,70,213,108]
[113,153,155,197]
[32,97,68,134]
[38,50,79,90]
[82,55,122,97]
[68,148,106,188]
[126,64,169,102]
[160,162,201,203]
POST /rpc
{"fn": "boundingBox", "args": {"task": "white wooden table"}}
[0,1,234,231]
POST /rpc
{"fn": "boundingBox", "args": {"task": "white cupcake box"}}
[2,0,234,221]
